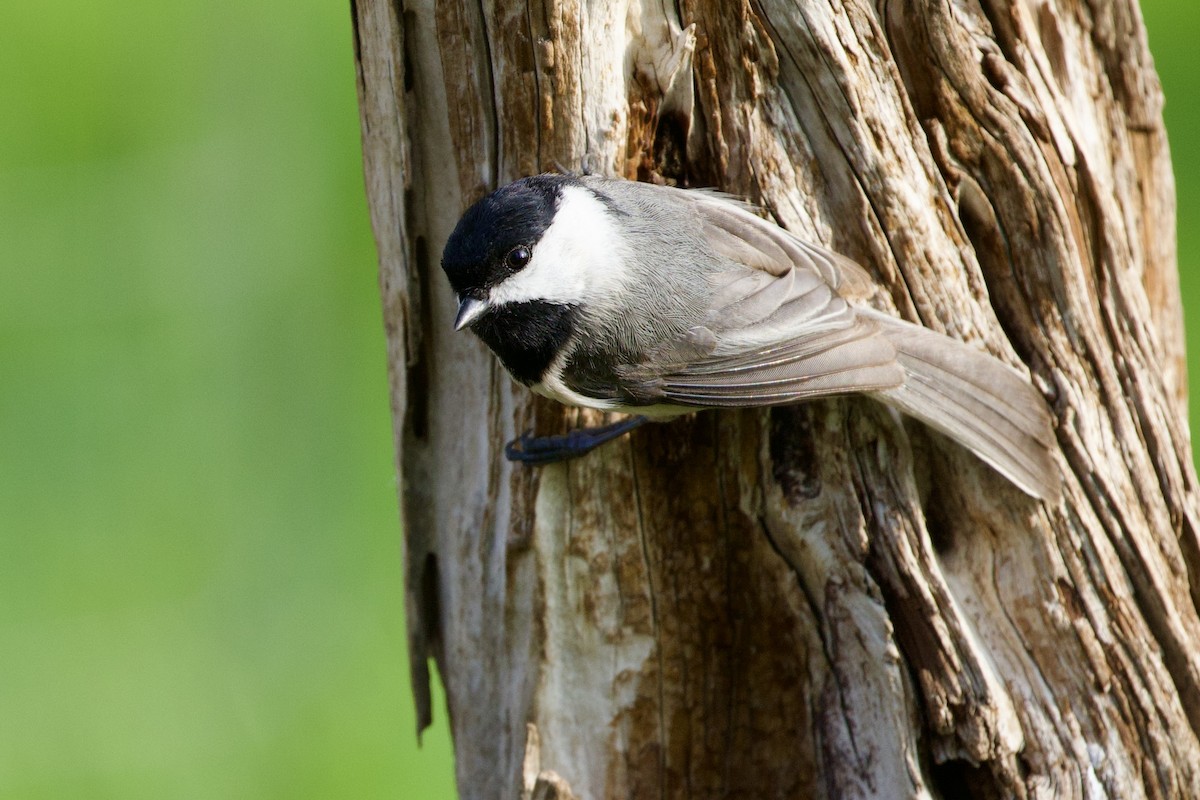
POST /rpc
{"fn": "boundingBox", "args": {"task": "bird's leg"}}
[504,416,648,465]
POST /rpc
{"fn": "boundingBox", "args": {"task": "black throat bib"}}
[470,301,578,385]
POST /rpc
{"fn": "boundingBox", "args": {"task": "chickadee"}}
[440,174,1058,500]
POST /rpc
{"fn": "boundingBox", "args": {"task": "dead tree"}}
[352,1,1200,797]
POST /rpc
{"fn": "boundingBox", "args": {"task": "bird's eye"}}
[505,245,531,269]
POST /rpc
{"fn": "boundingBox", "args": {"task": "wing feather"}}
[622,266,905,407]
[615,193,903,404]
[591,179,1059,498]
[676,189,879,297]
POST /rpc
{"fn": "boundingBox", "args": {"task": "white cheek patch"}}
[488,184,630,307]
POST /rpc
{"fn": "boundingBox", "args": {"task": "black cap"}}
[440,174,579,299]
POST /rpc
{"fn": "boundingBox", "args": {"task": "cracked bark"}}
[352,0,1200,797]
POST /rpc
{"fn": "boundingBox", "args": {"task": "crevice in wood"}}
[474,0,501,187]
[930,757,1011,800]
[420,551,442,656]
[923,478,955,557]
[399,4,415,94]
[768,405,821,503]
[406,233,430,440]
[955,173,1041,368]
[349,0,363,67]
[523,4,543,168]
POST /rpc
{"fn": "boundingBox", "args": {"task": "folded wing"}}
[623,187,1059,500]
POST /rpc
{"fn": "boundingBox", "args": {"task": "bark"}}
[352,1,1200,797]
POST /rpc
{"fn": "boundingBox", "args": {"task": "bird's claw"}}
[504,416,648,465]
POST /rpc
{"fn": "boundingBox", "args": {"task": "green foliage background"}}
[0,3,1194,797]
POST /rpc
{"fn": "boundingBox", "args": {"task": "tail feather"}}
[868,314,1060,501]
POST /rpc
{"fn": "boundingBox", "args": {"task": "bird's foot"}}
[504,416,648,465]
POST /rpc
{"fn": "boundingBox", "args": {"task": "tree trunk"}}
[352,1,1200,797]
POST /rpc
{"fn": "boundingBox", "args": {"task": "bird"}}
[439,174,1059,500]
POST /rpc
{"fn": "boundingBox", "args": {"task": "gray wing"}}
[615,185,1059,500]
[620,189,906,406]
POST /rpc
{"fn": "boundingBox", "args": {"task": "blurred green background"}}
[0,2,1194,798]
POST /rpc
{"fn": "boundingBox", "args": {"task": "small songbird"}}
[440,174,1058,500]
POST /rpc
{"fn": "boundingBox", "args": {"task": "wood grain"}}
[353,0,1200,796]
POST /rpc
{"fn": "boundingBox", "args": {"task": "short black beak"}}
[454,296,489,331]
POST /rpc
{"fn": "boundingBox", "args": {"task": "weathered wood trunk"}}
[352,1,1200,797]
